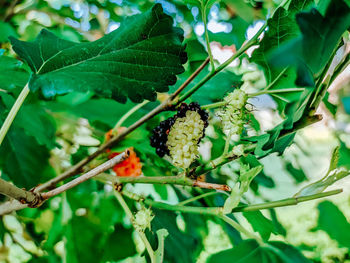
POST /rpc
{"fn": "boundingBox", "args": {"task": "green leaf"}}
[323,92,337,116]
[0,127,51,188]
[268,241,312,263]
[251,1,315,109]
[243,211,276,241]
[1,93,56,148]
[0,92,54,189]
[316,201,350,249]
[0,56,30,90]
[102,225,137,261]
[208,240,263,263]
[0,21,18,42]
[9,4,187,103]
[285,162,307,183]
[338,141,350,169]
[251,0,311,83]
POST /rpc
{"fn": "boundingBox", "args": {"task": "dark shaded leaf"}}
[285,162,307,183]
[0,55,30,90]
[0,127,51,188]
[208,240,311,263]
[147,208,205,263]
[269,0,350,86]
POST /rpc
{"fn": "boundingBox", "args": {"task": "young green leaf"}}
[294,146,349,197]
[9,4,187,103]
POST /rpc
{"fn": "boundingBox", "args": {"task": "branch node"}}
[114,183,124,192]
[26,192,45,208]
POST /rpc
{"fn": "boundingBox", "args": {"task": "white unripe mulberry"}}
[166,111,205,168]
[134,207,154,232]
[217,89,248,137]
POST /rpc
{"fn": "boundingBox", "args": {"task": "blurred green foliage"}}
[0,0,349,262]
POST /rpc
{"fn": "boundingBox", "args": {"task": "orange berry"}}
[108,148,142,177]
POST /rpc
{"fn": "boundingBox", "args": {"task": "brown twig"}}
[0,151,129,215]
[41,151,129,199]
[192,180,231,191]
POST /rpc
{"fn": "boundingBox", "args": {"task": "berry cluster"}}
[217,89,248,137]
[150,102,208,168]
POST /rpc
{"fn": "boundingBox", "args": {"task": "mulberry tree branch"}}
[41,151,129,199]
[0,151,129,215]
[0,178,41,207]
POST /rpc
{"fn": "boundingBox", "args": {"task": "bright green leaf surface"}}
[9,4,187,103]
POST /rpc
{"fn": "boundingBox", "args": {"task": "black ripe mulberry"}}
[150,102,208,168]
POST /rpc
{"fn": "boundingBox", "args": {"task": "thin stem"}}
[114,100,149,130]
[202,101,227,110]
[249,87,305,97]
[220,215,264,245]
[171,57,210,99]
[177,191,229,206]
[309,39,343,113]
[223,131,232,156]
[232,189,342,212]
[41,151,129,199]
[123,188,341,215]
[201,3,215,71]
[177,22,267,103]
[97,173,231,192]
[122,189,222,215]
[114,191,156,263]
[0,84,29,145]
